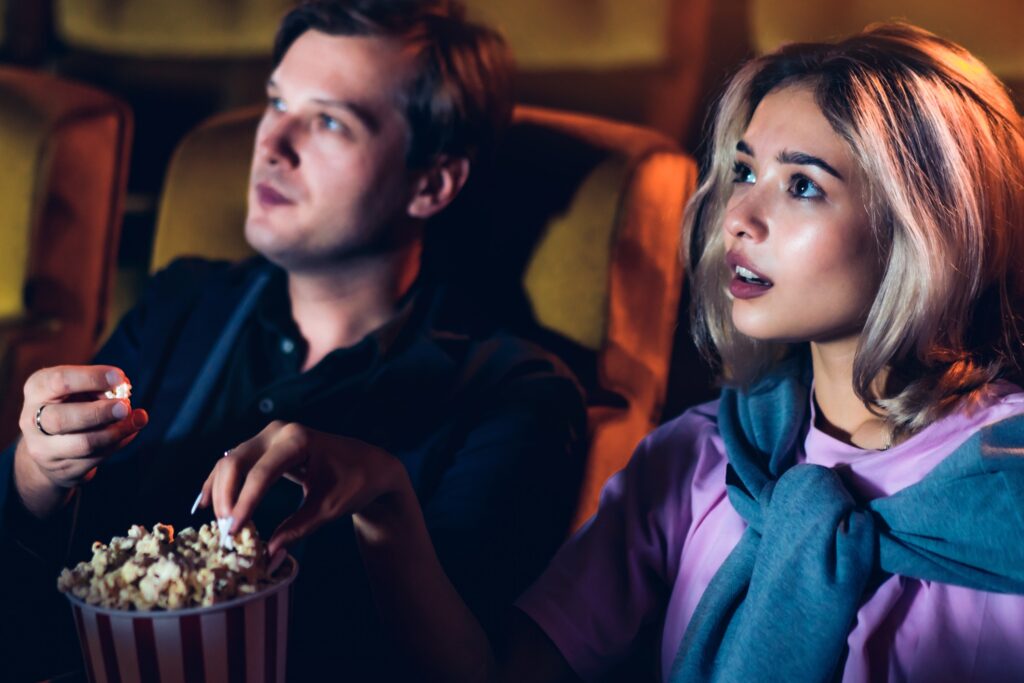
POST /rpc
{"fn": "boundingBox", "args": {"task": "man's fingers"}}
[34,399,131,436]
[81,409,147,453]
[33,409,147,460]
[40,454,107,488]
[26,365,127,402]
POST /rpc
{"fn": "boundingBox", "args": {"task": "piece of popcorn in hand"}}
[217,517,236,551]
[104,381,132,400]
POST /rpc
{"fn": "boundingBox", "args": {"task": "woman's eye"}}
[732,161,755,184]
[789,174,825,199]
[268,97,286,113]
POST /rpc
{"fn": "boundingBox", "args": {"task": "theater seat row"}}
[0,66,699,527]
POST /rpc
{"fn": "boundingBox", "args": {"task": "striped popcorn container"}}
[65,556,298,683]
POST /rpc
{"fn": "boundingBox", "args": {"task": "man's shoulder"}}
[129,256,273,330]
[439,329,582,399]
[147,256,269,301]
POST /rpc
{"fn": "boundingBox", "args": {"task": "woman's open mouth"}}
[726,255,773,299]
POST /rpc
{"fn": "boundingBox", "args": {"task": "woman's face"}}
[722,85,881,345]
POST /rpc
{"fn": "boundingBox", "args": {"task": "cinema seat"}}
[467,0,714,145]
[0,67,133,443]
[750,0,1024,109]
[151,104,697,529]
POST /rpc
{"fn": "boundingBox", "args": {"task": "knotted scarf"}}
[670,357,1024,683]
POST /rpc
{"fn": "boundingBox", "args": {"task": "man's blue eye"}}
[320,114,343,133]
[732,161,755,184]
[268,97,286,112]
[790,174,824,199]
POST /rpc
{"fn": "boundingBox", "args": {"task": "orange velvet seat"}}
[467,0,715,146]
[150,104,697,529]
[0,67,132,443]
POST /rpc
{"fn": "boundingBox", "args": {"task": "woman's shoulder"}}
[646,398,722,450]
[627,398,728,488]
[937,380,1024,442]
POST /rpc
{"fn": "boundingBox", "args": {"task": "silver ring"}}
[35,404,56,436]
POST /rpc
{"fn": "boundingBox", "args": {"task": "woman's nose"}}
[723,190,768,242]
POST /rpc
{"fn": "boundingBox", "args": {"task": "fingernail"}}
[223,449,233,458]
[131,411,147,428]
[190,492,203,516]
[269,548,286,574]
[112,401,129,420]
[105,370,122,387]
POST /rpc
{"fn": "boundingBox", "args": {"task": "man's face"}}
[245,30,421,272]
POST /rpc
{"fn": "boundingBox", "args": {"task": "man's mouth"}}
[255,182,296,207]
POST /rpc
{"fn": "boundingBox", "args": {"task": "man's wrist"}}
[12,441,71,520]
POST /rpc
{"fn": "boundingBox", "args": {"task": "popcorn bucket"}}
[65,556,298,683]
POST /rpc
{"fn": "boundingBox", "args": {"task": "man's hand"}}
[198,421,412,557]
[13,365,149,518]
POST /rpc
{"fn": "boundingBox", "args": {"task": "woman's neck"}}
[810,338,891,451]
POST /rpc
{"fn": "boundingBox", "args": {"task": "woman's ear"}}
[407,156,471,220]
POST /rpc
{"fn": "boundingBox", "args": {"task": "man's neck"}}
[286,243,422,371]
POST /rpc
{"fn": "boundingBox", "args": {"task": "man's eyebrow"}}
[777,150,844,180]
[312,98,381,134]
[736,140,754,156]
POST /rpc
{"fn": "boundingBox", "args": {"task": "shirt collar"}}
[254,265,426,361]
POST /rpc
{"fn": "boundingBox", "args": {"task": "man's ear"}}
[407,156,471,220]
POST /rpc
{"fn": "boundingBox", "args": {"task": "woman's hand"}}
[198,421,412,556]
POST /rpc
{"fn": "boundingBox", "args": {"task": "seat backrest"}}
[152,104,697,528]
[467,0,713,143]
[0,66,132,442]
[750,0,1024,84]
[55,0,292,58]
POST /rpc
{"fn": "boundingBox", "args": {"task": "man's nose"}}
[256,115,301,168]
[723,190,768,242]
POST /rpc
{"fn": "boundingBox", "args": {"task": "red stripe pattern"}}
[180,614,206,683]
[73,605,98,683]
[65,570,292,683]
[96,614,123,683]
[132,618,160,683]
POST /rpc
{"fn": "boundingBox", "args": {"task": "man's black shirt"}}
[0,258,586,681]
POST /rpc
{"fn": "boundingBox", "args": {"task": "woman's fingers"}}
[210,421,293,522]
[230,424,311,532]
[267,501,329,557]
[210,447,253,521]
[200,425,401,555]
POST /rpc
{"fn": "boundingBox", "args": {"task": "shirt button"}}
[281,338,295,354]
[258,398,275,414]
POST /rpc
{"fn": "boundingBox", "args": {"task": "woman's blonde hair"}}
[687,23,1024,435]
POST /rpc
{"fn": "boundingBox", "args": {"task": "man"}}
[0,1,585,679]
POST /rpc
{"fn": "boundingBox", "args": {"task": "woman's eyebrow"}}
[777,149,844,180]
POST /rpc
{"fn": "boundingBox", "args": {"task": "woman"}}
[202,22,1024,682]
